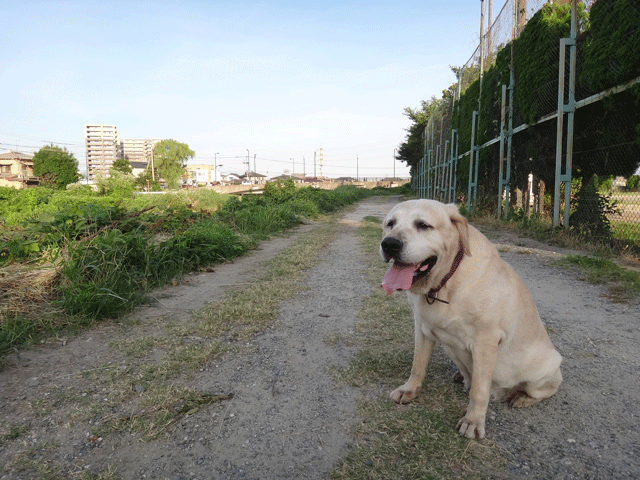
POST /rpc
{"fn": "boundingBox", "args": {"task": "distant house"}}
[221,173,241,184]
[239,171,267,185]
[130,161,148,177]
[0,151,39,189]
[269,173,305,184]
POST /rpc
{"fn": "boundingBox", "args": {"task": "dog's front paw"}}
[390,383,420,404]
[456,414,486,439]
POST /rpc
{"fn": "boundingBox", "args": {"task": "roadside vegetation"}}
[0,180,408,357]
[463,204,640,303]
[554,254,640,303]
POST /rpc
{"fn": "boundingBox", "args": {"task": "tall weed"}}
[2,183,385,335]
[60,228,152,318]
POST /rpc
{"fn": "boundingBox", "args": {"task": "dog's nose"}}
[381,237,403,256]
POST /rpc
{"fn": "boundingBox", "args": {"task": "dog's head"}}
[380,199,471,295]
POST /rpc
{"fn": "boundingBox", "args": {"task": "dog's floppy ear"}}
[445,203,471,256]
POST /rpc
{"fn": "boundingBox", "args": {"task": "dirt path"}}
[1,196,639,479]
[482,230,640,479]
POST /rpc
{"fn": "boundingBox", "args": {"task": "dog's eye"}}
[415,221,432,231]
[386,220,396,229]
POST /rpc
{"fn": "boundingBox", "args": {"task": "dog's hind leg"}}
[510,366,562,408]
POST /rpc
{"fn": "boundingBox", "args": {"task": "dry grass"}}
[0,264,62,321]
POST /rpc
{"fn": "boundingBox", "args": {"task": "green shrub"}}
[0,233,40,265]
[569,175,620,239]
[627,175,640,191]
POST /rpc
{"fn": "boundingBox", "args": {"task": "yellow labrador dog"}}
[380,199,562,439]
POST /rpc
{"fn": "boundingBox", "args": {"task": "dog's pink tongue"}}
[381,262,419,295]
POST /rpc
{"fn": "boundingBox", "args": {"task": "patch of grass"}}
[611,220,640,246]
[0,423,30,446]
[330,217,506,479]
[554,254,640,302]
[333,399,501,480]
[81,464,119,480]
[471,209,640,259]
[91,386,233,439]
[6,443,60,478]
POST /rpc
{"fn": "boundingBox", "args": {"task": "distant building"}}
[187,164,218,184]
[240,171,267,184]
[84,124,121,181]
[0,151,39,189]
[84,124,161,181]
[121,138,161,164]
[270,173,305,184]
[130,161,149,177]
[221,173,241,184]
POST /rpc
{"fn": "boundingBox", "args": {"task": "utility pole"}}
[254,154,256,179]
[314,151,317,178]
[246,149,250,183]
[291,158,294,175]
[393,148,396,181]
[356,155,359,182]
[303,156,305,179]
[480,0,485,96]
[214,152,219,183]
[488,0,493,56]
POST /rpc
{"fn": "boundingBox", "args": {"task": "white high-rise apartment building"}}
[121,138,161,163]
[84,124,121,180]
[85,124,162,180]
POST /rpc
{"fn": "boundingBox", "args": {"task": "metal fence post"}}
[468,110,479,211]
[498,84,507,219]
[553,1,577,228]
[450,128,458,203]
[505,72,514,219]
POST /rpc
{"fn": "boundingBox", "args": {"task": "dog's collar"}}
[426,245,465,305]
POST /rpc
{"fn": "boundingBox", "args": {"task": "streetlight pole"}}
[214,152,219,183]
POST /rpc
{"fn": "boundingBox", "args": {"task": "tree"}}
[32,144,80,189]
[96,171,136,197]
[152,139,195,189]
[396,96,447,174]
[110,158,133,175]
[135,169,162,192]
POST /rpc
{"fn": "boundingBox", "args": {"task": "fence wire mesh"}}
[418,0,640,253]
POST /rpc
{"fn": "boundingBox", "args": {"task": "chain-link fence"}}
[415,0,640,252]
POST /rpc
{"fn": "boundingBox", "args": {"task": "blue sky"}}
[1,1,481,179]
